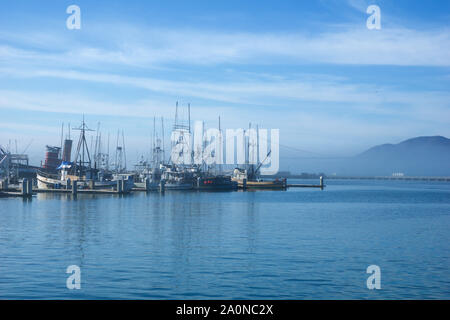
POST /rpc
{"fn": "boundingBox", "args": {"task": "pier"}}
[0,175,328,199]
[326,176,450,181]
[0,178,130,197]
[287,176,325,189]
[0,178,34,198]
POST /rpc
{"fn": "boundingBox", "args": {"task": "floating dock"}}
[33,188,123,195]
[287,184,324,188]
[0,191,34,198]
[0,176,326,199]
[287,176,325,189]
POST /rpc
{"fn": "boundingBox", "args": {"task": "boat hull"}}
[164,183,193,190]
[232,178,287,189]
[37,172,134,192]
[195,176,238,191]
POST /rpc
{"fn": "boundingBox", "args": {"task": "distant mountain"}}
[281,136,450,176]
[351,136,450,176]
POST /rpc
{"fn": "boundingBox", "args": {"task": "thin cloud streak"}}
[2,67,449,118]
[1,25,449,67]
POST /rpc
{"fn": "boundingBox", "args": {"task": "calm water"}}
[0,179,449,299]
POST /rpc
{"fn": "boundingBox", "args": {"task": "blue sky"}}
[0,0,449,169]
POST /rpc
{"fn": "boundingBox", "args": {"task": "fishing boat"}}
[232,167,286,189]
[37,120,134,192]
[160,165,194,190]
[231,123,287,189]
[195,174,238,191]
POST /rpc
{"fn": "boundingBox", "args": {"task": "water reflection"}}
[0,181,448,299]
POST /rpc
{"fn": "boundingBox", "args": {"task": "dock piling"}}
[117,179,123,194]
[160,180,165,193]
[243,179,247,191]
[72,181,78,196]
[21,179,27,196]
[27,179,33,195]
[0,179,8,190]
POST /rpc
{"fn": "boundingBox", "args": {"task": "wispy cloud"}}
[2,67,449,115]
[1,25,449,67]
[1,11,449,162]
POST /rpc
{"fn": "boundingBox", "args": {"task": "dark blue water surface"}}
[0,179,449,299]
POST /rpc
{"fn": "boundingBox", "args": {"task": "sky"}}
[0,0,449,170]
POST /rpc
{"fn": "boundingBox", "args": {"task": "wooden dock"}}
[0,176,327,199]
[33,188,123,195]
[287,184,324,189]
[287,176,325,189]
[0,191,34,198]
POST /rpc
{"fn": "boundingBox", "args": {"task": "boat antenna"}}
[218,116,222,174]
[188,103,191,133]
[115,129,119,172]
[153,116,156,166]
[107,132,110,171]
[60,122,64,159]
[72,116,94,177]
[256,124,260,174]
[174,101,178,129]
[122,130,127,171]
[161,116,165,164]
[94,122,100,169]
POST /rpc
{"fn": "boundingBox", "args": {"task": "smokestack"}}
[62,139,73,162]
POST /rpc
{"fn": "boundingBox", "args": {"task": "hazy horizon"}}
[1,1,449,170]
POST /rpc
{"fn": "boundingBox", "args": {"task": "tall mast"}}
[94,122,100,169]
[72,116,94,177]
[107,132,110,171]
[202,121,206,172]
[161,117,165,164]
[256,124,260,174]
[115,129,120,173]
[60,122,64,159]
[188,103,191,133]
[218,116,222,174]
[174,101,178,129]
[122,130,126,171]
[153,116,156,166]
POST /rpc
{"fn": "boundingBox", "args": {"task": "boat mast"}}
[72,116,94,177]
[107,132,110,171]
[161,117,165,165]
[188,103,191,134]
[60,122,64,159]
[256,124,259,176]
[174,101,178,128]
[122,130,127,171]
[218,116,222,174]
[94,122,100,169]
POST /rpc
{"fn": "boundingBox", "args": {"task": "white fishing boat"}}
[37,119,134,192]
[160,165,194,190]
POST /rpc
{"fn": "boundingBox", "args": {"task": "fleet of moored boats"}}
[36,104,287,193]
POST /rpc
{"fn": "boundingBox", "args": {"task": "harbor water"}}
[0,179,449,299]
